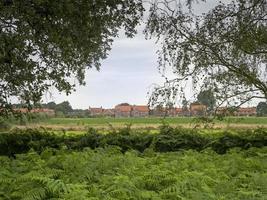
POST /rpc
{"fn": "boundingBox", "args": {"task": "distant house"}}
[14,108,55,117]
[132,105,149,117]
[175,108,184,116]
[89,107,103,117]
[216,107,257,116]
[115,105,132,117]
[216,107,233,116]
[151,106,166,117]
[102,109,115,117]
[190,102,207,116]
[237,107,257,116]
[166,107,188,117]
[31,108,55,117]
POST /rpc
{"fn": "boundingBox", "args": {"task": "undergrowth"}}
[0,126,266,156]
[0,147,266,199]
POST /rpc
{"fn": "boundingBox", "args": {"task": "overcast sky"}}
[42,0,236,109]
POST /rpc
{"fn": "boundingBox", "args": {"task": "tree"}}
[55,101,73,115]
[197,89,216,113]
[117,103,131,106]
[146,0,267,107]
[0,0,144,113]
[45,102,56,110]
[256,102,267,116]
[182,98,189,113]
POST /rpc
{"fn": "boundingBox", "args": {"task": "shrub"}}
[0,127,266,156]
[0,117,11,131]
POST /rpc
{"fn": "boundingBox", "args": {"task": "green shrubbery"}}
[0,117,11,131]
[0,126,266,199]
[0,126,266,156]
[0,147,266,199]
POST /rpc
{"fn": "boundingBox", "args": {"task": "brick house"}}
[89,107,103,117]
[175,108,184,116]
[216,107,257,116]
[237,107,257,116]
[31,108,55,117]
[190,102,207,116]
[102,109,115,117]
[114,105,132,117]
[151,106,167,117]
[216,107,233,116]
[132,105,149,117]
[14,108,55,116]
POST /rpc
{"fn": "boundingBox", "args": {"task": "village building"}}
[237,107,257,116]
[88,107,104,117]
[31,108,56,117]
[215,107,257,116]
[132,105,149,117]
[114,105,132,117]
[150,106,166,117]
[190,102,207,116]
[175,108,184,116]
[216,107,232,116]
[167,107,190,117]
[14,108,55,117]
[102,109,115,117]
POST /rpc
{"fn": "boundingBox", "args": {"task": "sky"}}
[42,0,230,109]
[43,27,167,109]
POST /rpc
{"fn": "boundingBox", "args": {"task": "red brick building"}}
[114,105,132,117]
[132,105,149,117]
[216,107,257,116]
[190,102,207,116]
[88,107,104,117]
[102,109,115,117]
[237,107,257,116]
[15,108,55,116]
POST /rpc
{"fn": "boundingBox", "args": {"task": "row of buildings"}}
[12,103,257,118]
[89,103,257,118]
[14,108,56,117]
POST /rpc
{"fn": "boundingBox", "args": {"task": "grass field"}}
[17,116,267,131]
[40,116,267,125]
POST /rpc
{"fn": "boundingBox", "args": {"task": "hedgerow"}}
[0,126,267,156]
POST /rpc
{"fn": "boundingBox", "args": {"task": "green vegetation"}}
[0,1,143,112]
[38,116,267,126]
[147,0,267,107]
[0,146,266,199]
[1,127,267,156]
[0,126,266,199]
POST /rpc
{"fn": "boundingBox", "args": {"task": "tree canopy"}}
[197,89,216,113]
[1,0,266,113]
[146,0,267,108]
[0,0,143,113]
[256,101,267,116]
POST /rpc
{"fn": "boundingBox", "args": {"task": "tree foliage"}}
[0,0,144,112]
[256,101,267,116]
[197,89,216,113]
[146,0,267,108]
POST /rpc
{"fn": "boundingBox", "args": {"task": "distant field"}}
[40,116,267,125]
[16,116,267,131]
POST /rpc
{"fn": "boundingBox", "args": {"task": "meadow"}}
[41,116,267,125]
[17,116,267,132]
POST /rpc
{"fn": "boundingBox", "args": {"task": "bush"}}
[0,117,11,131]
[0,126,266,156]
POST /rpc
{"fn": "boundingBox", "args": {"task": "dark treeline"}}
[0,125,266,157]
